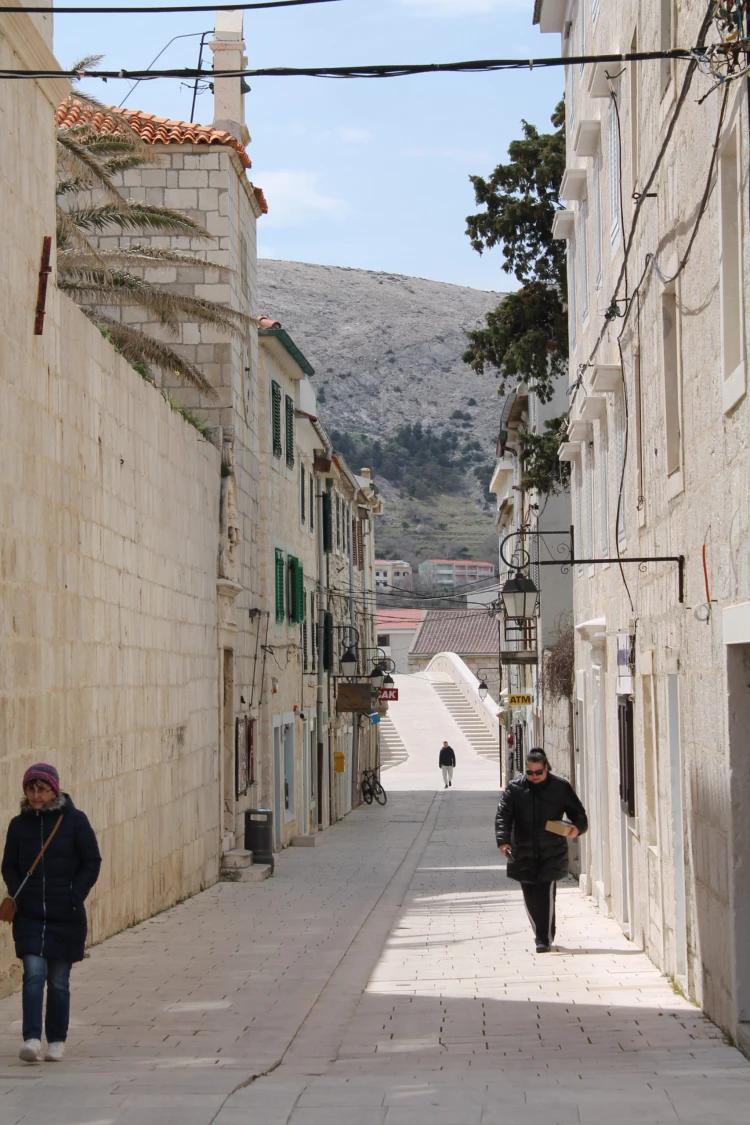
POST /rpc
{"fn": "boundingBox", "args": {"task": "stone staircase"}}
[430,681,499,765]
[378,714,408,771]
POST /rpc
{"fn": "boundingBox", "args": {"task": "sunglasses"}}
[526,767,546,777]
[24,781,53,794]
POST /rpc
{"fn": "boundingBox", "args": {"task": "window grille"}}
[274,548,285,622]
[618,695,636,817]
[271,381,282,458]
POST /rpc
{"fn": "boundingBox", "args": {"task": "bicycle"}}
[361,768,387,806]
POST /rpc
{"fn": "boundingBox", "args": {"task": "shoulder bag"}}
[0,814,64,924]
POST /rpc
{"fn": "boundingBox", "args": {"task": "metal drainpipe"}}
[348,500,359,805]
[313,421,332,829]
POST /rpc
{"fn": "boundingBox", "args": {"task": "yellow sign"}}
[508,693,533,706]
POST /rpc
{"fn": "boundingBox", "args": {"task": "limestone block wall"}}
[0,40,223,993]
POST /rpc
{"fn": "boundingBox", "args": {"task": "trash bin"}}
[245,808,274,869]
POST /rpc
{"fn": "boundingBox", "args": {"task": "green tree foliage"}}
[330,424,467,501]
[518,416,571,496]
[463,101,567,404]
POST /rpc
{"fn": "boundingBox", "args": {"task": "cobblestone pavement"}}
[1,677,748,1123]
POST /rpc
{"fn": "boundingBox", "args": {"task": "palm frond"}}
[59,245,230,274]
[56,130,126,201]
[56,204,101,256]
[61,272,249,337]
[66,201,210,238]
[88,312,218,398]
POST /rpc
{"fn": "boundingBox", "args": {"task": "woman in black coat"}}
[1,763,101,1063]
[495,748,587,953]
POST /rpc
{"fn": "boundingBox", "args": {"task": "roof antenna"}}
[118,30,210,109]
[190,30,213,122]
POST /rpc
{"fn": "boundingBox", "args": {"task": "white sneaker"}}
[44,1042,65,1061]
[19,1039,42,1062]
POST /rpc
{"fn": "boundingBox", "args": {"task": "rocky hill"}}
[257,260,507,564]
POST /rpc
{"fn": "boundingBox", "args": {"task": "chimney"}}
[360,468,371,478]
[209,10,250,144]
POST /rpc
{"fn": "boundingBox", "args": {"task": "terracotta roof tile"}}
[257,316,282,329]
[253,186,269,214]
[56,98,252,169]
[410,609,499,657]
[376,610,425,631]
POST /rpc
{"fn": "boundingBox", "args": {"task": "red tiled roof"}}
[56,99,252,169]
[253,186,269,215]
[377,610,425,632]
[410,609,499,657]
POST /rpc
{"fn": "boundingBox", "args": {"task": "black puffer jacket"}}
[495,772,588,884]
[2,795,101,962]
[439,745,456,767]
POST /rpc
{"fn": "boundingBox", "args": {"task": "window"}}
[356,518,364,570]
[579,197,589,322]
[336,495,341,550]
[303,617,308,671]
[274,548,285,622]
[573,459,584,575]
[634,351,644,510]
[598,421,609,557]
[322,491,333,553]
[378,634,391,647]
[661,290,682,477]
[283,722,295,821]
[287,556,305,624]
[310,590,317,671]
[618,695,636,817]
[323,611,334,672]
[614,390,628,542]
[660,0,673,96]
[584,443,594,560]
[568,244,578,348]
[719,128,744,396]
[271,381,282,458]
[609,97,621,242]
[300,465,306,524]
[240,233,251,302]
[285,394,295,469]
[577,9,585,76]
[592,152,603,289]
[309,472,315,530]
[629,28,639,198]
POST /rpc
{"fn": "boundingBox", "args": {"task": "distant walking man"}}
[439,741,456,788]
[495,748,587,953]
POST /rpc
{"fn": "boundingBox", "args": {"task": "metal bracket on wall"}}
[499,527,686,604]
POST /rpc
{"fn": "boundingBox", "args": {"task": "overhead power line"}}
[0,0,340,13]
[0,47,733,81]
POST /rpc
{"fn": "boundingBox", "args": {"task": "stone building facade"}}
[0,12,226,993]
[535,0,750,1042]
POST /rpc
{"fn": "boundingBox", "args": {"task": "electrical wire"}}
[0,47,731,81]
[2,0,341,12]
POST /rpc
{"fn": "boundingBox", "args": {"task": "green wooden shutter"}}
[287,556,305,624]
[285,395,295,468]
[271,381,282,458]
[323,611,334,672]
[322,491,333,553]
[274,548,285,622]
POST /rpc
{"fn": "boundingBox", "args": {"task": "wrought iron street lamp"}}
[499,571,539,622]
[369,665,385,691]
[339,644,358,679]
[477,680,489,701]
[382,672,395,687]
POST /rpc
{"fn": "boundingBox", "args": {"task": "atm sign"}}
[509,693,533,706]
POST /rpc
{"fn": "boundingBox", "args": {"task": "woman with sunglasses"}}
[495,749,587,953]
[1,763,101,1062]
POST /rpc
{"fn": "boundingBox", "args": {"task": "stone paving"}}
[0,673,748,1123]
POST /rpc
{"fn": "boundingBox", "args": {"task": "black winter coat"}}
[495,772,588,884]
[439,745,456,767]
[2,795,101,962]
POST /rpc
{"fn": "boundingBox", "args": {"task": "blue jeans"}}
[21,955,72,1043]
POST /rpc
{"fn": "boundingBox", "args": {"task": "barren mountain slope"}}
[257,260,507,563]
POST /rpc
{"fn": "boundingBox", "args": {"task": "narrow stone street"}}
[0,675,748,1123]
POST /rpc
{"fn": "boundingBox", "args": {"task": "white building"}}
[418,558,495,590]
[534,0,750,1044]
[374,559,413,590]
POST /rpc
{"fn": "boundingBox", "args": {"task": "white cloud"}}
[338,127,373,143]
[399,0,524,15]
[256,171,347,228]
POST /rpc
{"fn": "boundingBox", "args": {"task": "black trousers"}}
[521,881,556,946]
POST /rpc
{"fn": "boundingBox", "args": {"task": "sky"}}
[54,0,563,290]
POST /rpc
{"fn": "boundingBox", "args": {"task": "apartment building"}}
[534,0,750,1043]
[374,559,413,590]
[418,558,495,590]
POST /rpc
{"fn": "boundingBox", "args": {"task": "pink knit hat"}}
[22,763,60,796]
